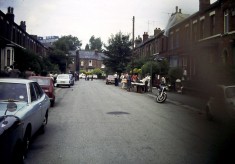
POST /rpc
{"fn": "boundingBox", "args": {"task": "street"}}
[24,80,234,164]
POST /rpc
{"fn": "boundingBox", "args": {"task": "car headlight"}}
[44,90,49,92]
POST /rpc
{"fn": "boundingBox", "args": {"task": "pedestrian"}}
[114,72,118,86]
[126,73,131,91]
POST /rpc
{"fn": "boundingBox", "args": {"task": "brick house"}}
[69,50,106,73]
[134,0,235,85]
[0,7,47,72]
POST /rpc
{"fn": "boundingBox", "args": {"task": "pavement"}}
[146,87,208,114]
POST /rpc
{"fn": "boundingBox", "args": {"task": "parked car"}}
[56,74,71,88]
[106,75,115,84]
[79,73,86,79]
[0,78,50,163]
[28,76,55,107]
[206,85,235,122]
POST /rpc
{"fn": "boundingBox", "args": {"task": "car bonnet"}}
[0,102,28,116]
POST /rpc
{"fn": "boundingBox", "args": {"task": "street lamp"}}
[65,54,68,73]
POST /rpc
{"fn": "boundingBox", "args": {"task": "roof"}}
[0,78,33,84]
[73,50,106,60]
[164,12,190,37]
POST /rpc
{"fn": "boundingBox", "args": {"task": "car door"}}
[33,82,48,122]
[29,82,42,134]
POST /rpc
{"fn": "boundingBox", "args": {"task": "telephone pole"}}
[131,16,135,75]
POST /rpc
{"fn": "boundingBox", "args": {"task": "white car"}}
[79,73,86,79]
[56,74,71,88]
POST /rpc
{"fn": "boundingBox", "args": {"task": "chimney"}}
[134,35,142,46]
[199,0,210,11]
[175,6,178,13]
[154,28,161,36]
[6,7,14,22]
[143,32,149,42]
[20,21,26,31]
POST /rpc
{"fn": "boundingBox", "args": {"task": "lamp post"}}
[65,54,68,73]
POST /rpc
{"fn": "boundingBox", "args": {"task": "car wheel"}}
[12,141,24,164]
[23,128,31,158]
[51,100,55,107]
[206,107,213,121]
[40,110,48,133]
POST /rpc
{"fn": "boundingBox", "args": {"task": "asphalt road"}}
[24,79,235,164]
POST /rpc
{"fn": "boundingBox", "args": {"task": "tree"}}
[48,49,67,73]
[54,35,82,53]
[103,32,132,75]
[50,35,82,72]
[89,35,103,51]
[14,48,45,74]
[85,44,90,50]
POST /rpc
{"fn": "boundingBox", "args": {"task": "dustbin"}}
[175,79,183,93]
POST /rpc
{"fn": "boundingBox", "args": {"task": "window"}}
[185,26,190,44]
[175,30,179,48]
[81,61,84,66]
[89,60,92,66]
[33,82,43,98]
[200,19,205,39]
[210,15,215,35]
[224,9,229,33]
[7,49,11,66]
[30,83,37,102]
[192,22,198,42]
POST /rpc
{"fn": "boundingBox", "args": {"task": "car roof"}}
[29,76,52,79]
[0,78,33,84]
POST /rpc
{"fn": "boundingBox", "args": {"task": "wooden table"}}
[131,82,145,93]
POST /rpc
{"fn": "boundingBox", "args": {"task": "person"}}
[114,72,118,86]
[126,73,132,91]
[120,73,127,89]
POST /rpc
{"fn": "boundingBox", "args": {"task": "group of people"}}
[119,73,151,92]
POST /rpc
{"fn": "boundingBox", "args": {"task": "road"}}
[24,79,234,164]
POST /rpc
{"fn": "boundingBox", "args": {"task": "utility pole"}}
[131,16,135,75]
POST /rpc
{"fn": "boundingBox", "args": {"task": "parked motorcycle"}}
[156,85,167,103]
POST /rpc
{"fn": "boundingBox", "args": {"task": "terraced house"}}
[134,0,235,84]
[0,7,47,72]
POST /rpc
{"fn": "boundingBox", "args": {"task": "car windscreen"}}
[225,87,235,98]
[30,78,50,86]
[0,83,28,102]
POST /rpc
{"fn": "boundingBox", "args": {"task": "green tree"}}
[89,35,103,51]
[50,35,82,72]
[48,49,67,73]
[54,35,82,53]
[91,68,103,78]
[14,49,45,74]
[168,67,183,84]
[103,32,132,75]
[85,44,90,50]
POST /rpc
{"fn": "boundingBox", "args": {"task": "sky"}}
[0,0,217,49]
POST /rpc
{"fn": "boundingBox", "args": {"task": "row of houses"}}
[0,6,106,75]
[0,7,47,72]
[134,0,235,84]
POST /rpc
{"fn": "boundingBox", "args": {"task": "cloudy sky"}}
[0,0,217,49]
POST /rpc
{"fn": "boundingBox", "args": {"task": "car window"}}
[33,82,44,98]
[30,78,50,86]
[57,75,69,79]
[30,83,37,102]
[0,82,28,102]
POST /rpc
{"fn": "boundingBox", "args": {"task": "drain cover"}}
[106,111,130,115]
